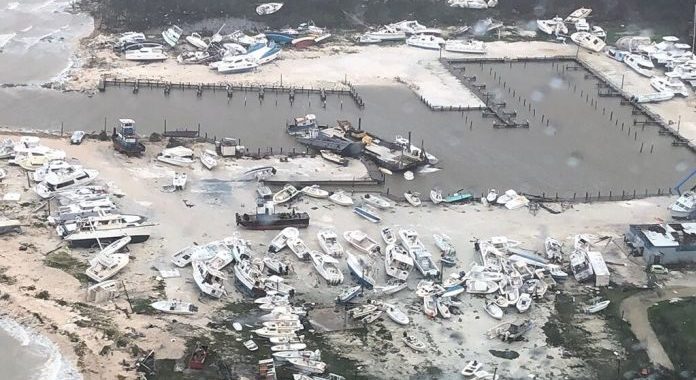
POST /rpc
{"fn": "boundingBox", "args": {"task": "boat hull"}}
[236,212,309,230]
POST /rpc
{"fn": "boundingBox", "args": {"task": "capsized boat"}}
[671,191,696,219]
[200,151,218,170]
[151,299,198,315]
[317,229,344,257]
[343,230,381,255]
[185,32,208,50]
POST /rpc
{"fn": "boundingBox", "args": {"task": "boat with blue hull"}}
[296,128,364,157]
[346,252,377,289]
[264,32,295,45]
[444,190,473,203]
[353,205,381,223]
[112,119,145,157]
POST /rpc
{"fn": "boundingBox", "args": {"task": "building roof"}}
[631,223,696,248]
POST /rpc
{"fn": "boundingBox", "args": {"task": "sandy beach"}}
[0,130,692,379]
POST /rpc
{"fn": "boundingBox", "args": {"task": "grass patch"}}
[35,290,50,300]
[649,297,696,373]
[72,302,122,342]
[44,250,90,283]
[0,266,17,285]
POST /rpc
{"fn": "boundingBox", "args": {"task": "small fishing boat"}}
[346,252,377,289]
[630,92,674,103]
[398,228,425,252]
[406,34,445,50]
[232,322,243,331]
[337,285,362,303]
[200,151,218,170]
[255,294,288,305]
[423,295,438,318]
[385,304,409,325]
[309,251,344,285]
[430,188,443,204]
[364,26,407,41]
[256,2,284,15]
[372,281,408,297]
[436,298,451,319]
[384,244,413,281]
[329,191,353,206]
[273,184,300,204]
[362,194,391,209]
[269,227,300,253]
[403,171,414,181]
[485,189,498,203]
[301,185,329,199]
[320,150,348,166]
[287,237,311,260]
[583,299,610,314]
[343,230,381,255]
[273,350,321,361]
[402,334,427,351]
[217,58,258,74]
[349,304,379,318]
[243,340,258,351]
[404,191,421,207]
[444,190,473,204]
[516,293,532,313]
[484,301,503,320]
[358,34,381,44]
[269,335,304,345]
[287,358,326,374]
[466,279,499,294]
[566,7,592,22]
[548,265,569,281]
[380,227,397,245]
[353,205,381,223]
[271,343,307,352]
[444,39,485,54]
[150,299,198,315]
[255,326,302,338]
[317,229,344,257]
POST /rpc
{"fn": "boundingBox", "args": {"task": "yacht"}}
[34,169,99,199]
[364,26,406,41]
[536,17,567,36]
[192,260,227,298]
[650,76,689,97]
[234,259,268,297]
[124,47,167,61]
[62,215,154,247]
[405,35,445,50]
[32,160,81,182]
[156,147,195,167]
[624,54,654,77]
[671,191,696,219]
[185,33,208,50]
[217,57,258,74]
[570,32,606,52]
[391,20,428,35]
[384,244,414,281]
[398,228,425,252]
[444,39,485,54]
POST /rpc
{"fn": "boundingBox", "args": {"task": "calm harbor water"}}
[0,76,693,197]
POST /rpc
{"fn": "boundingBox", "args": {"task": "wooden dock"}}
[97,77,366,109]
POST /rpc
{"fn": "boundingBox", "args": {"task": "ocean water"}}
[0,318,82,380]
[0,0,93,85]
